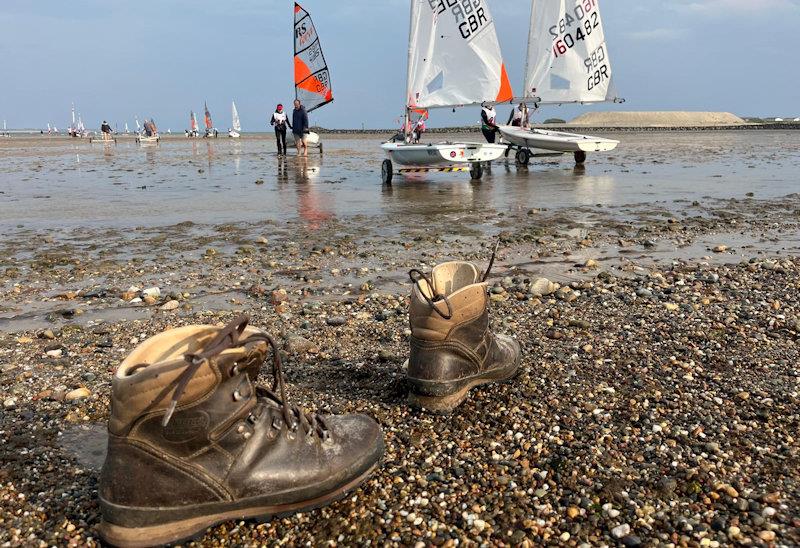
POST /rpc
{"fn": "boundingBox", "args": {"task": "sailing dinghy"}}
[229,101,241,138]
[203,103,218,138]
[380,0,514,184]
[294,2,332,153]
[497,0,621,165]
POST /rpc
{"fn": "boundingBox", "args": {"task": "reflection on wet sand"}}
[1,131,799,230]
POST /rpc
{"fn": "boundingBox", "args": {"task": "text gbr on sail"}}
[428,0,489,40]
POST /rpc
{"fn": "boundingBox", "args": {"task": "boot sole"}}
[407,352,521,414]
[97,460,380,547]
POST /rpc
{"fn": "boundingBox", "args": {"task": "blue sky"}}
[1,0,798,130]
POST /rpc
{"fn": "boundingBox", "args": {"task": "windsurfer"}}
[291,99,310,157]
[270,104,289,156]
[481,103,499,143]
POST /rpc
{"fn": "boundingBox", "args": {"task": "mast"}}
[404,0,418,140]
[523,0,537,102]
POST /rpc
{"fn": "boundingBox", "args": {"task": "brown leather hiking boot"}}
[97,317,384,547]
[406,257,521,413]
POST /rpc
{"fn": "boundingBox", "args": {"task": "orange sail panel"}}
[204,103,213,130]
[294,2,333,113]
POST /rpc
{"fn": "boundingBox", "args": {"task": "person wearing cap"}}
[100,120,112,141]
[270,104,289,156]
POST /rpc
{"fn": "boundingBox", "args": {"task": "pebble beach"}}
[1,131,799,546]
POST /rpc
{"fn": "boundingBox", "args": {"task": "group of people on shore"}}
[270,99,311,157]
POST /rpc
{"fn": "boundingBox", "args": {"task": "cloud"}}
[672,0,799,14]
[626,28,687,41]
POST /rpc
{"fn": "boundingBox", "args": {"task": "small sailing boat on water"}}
[203,103,218,138]
[380,0,514,183]
[228,101,241,138]
[136,118,160,145]
[294,2,333,152]
[497,0,622,165]
[186,111,200,137]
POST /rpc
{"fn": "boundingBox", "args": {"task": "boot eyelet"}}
[286,430,297,441]
[237,424,246,434]
[230,363,240,376]
[243,431,252,440]
[233,390,244,402]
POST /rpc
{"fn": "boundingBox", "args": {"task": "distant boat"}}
[294,2,332,150]
[229,101,241,138]
[136,118,160,145]
[124,122,130,134]
[204,102,218,138]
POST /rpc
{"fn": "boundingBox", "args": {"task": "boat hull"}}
[498,126,619,153]
[381,142,507,167]
[305,132,321,145]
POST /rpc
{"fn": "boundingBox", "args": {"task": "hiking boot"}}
[406,252,521,413]
[98,317,384,547]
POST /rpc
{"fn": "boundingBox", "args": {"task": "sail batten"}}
[406,0,513,110]
[524,0,618,104]
[294,2,333,114]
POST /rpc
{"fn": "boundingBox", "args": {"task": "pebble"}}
[326,316,346,327]
[160,300,180,311]
[3,397,17,410]
[45,349,63,358]
[758,530,776,542]
[64,388,91,402]
[612,524,631,538]
[142,287,161,299]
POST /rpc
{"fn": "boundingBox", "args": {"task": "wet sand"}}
[0,132,799,546]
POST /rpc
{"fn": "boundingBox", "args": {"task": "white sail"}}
[125,122,129,133]
[231,101,241,132]
[523,0,618,104]
[135,117,141,131]
[406,0,513,110]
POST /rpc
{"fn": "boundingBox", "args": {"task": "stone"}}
[326,316,346,327]
[530,278,558,297]
[142,287,161,299]
[160,300,180,311]
[567,507,580,519]
[584,259,599,269]
[45,349,63,358]
[271,289,289,304]
[39,329,56,340]
[3,397,17,410]
[758,531,775,542]
[612,524,631,538]
[65,387,91,402]
[713,245,729,253]
[285,335,316,355]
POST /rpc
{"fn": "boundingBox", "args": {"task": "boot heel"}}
[408,388,470,414]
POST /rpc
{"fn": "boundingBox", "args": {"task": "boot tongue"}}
[431,262,480,296]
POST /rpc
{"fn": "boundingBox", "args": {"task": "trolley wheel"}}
[381,159,393,185]
[574,150,587,164]
[469,162,483,181]
[516,148,531,166]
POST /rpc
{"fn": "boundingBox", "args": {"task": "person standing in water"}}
[481,103,499,143]
[270,104,289,157]
[100,120,113,141]
[291,99,309,157]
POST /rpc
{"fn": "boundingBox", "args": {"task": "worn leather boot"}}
[407,258,521,413]
[98,317,384,547]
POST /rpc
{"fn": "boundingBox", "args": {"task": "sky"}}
[1,0,798,130]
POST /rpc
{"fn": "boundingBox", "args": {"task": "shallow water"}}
[1,131,799,230]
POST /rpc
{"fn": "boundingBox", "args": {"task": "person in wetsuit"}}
[101,121,112,140]
[270,104,288,156]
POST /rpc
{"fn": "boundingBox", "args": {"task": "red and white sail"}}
[294,2,333,113]
[406,0,513,110]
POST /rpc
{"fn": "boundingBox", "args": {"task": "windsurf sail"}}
[523,0,620,104]
[135,117,141,131]
[406,0,513,110]
[231,101,241,132]
[204,103,213,130]
[190,111,198,132]
[294,2,333,113]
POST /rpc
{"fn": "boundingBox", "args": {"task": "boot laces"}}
[409,240,501,320]
[161,316,329,440]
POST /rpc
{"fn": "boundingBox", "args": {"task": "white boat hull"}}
[498,126,619,153]
[228,131,240,138]
[305,131,320,145]
[381,142,507,167]
[136,135,160,144]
